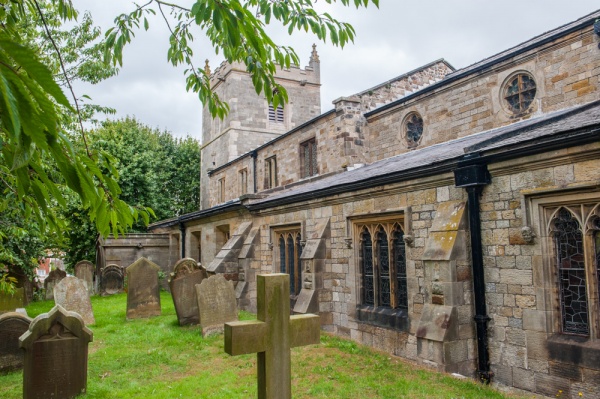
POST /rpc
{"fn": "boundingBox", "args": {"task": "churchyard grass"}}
[0,293,530,399]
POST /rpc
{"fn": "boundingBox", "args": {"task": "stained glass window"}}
[404,113,423,148]
[377,229,391,307]
[553,208,589,335]
[504,74,536,114]
[279,236,286,275]
[361,229,374,305]
[393,226,408,309]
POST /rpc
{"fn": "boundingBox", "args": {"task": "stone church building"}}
[99,10,600,397]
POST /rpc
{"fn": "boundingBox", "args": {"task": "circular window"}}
[404,112,423,148]
[504,73,536,114]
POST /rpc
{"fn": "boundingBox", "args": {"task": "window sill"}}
[547,334,600,370]
[356,305,409,331]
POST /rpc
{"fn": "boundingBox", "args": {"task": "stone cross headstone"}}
[99,264,124,296]
[225,274,320,399]
[44,269,66,300]
[126,257,161,319]
[74,260,95,296]
[169,258,207,326]
[196,274,238,336]
[0,312,31,373]
[54,276,95,326]
[0,287,24,314]
[20,305,93,399]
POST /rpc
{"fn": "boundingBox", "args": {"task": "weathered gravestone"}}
[20,305,93,399]
[196,274,238,336]
[0,312,31,374]
[169,258,207,326]
[44,269,67,300]
[225,274,321,399]
[0,287,24,314]
[74,260,94,296]
[126,257,161,319]
[54,277,95,326]
[99,264,124,296]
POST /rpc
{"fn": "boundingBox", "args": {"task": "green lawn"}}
[0,293,531,398]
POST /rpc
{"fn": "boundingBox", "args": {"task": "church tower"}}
[200,47,321,209]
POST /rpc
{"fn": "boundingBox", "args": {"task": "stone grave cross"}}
[225,273,320,399]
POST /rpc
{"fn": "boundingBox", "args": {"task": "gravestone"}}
[99,264,124,296]
[225,274,320,399]
[0,312,31,373]
[126,257,161,319]
[54,277,95,326]
[0,287,24,314]
[169,258,207,326]
[196,274,237,336]
[44,269,66,300]
[74,260,94,296]
[20,306,93,399]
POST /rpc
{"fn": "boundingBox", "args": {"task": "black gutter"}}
[454,156,492,384]
[366,12,599,118]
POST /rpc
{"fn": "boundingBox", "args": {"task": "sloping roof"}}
[247,100,600,210]
[367,9,600,117]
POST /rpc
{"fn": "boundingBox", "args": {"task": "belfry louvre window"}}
[276,229,302,296]
[265,156,277,189]
[359,221,407,309]
[300,138,317,178]
[268,105,284,123]
[549,204,600,337]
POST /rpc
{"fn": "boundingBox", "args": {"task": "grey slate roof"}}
[248,100,600,209]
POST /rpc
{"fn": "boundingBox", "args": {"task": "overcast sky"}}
[73,1,599,141]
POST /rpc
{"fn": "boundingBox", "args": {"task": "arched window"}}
[552,208,588,335]
[361,229,374,306]
[393,225,408,309]
[377,228,391,307]
[404,112,423,148]
[275,229,302,296]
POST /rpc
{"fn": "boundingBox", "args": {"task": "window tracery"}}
[503,73,536,114]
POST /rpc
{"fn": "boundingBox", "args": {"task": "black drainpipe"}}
[179,221,186,259]
[250,150,258,193]
[453,156,492,384]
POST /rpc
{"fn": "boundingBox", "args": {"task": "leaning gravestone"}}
[0,312,32,374]
[74,260,94,296]
[0,287,24,314]
[126,257,161,319]
[225,274,321,399]
[54,277,95,326]
[20,305,93,399]
[169,258,207,326]
[99,264,124,296]
[196,274,238,336]
[44,269,67,300]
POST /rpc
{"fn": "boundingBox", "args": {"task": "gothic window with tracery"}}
[359,221,407,310]
[504,73,536,114]
[553,208,588,335]
[275,229,302,296]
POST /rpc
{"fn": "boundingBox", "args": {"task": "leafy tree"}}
[64,118,201,268]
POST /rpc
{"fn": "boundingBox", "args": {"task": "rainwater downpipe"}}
[453,159,492,384]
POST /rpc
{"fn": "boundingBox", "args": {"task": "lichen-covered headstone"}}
[0,312,31,373]
[74,260,94,296]
[126,257,161,319]
[0,288,24,314]
[196,274,237,336]
[99,264,124,296]
[44,269,66,300]
[54,277,95,326]
[169,258,207,326]
[20,306,93,399]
